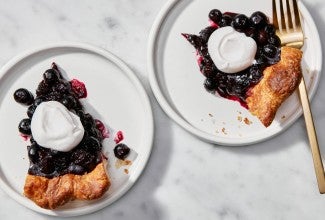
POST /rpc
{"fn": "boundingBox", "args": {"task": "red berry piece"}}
[70,79,87,98]
[95,119,110,139]
[114,131,124,144]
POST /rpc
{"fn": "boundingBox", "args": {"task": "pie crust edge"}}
[23,160,110,209]
[246,46,303,127]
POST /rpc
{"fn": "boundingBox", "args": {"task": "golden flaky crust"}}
[246,46,303,127]
[23,161,110,209]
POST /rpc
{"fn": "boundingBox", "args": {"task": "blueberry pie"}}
[183,9,302,127]
[14,63,111,209]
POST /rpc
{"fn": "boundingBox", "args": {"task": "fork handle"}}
[298,77,325,193]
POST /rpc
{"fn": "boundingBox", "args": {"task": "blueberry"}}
[30,137,36,144]
[268,35,281,47]
[14,88,34,105]
[61,95,76,109]
[218,14,232,27]
[257,29,268,45]
[34,96,45,106]
[209,9,222,24]
[231,14,249,32]
[255,56,267,66]
[263,44,278,59]
[77,110,85,118]
[236,74,250,88]
[114,143,130,160]
[28,164,39,175]
[203,77,217,92]
[28,144,39,163]
[249,65,263,84]
[68,164,85,175]
[244,27,257,39]
[250,11,268,28]
[18,118,31,135]
[27,105,37,118]
[264,24,276,36]
[43,69,60,84]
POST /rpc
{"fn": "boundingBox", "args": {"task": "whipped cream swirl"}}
[208,26,257,73]
[31,101,84,152]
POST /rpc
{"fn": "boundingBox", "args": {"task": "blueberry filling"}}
[14,63,104,178]
[183,9,281,106]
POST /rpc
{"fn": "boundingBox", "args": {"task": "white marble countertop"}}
[0,0,325,219]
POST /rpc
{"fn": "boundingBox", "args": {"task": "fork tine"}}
[292,0,301,27]
[286,0,294,29]
[273,0,304,47]
[279,0,286,31]
[272,0,279,29]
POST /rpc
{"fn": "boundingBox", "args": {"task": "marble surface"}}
[0,0,325,219]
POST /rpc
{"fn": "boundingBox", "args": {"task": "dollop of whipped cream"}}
[31,101,84,152]
[208,26,257,73]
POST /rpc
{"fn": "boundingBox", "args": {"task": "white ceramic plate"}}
[148,0,322,145]
[0,43,154,216]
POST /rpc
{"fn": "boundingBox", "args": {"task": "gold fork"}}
[273,0,325,193]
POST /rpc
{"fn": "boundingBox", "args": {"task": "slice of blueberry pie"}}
[14,63,112,209]
[183,9,302,127]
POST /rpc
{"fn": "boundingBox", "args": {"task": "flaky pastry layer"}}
[246,46,303,127]
[24,161,110,209]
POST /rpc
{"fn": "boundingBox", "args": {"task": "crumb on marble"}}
[221,127,227,135]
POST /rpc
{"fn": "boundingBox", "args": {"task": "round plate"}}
[0,43,154,216]
[148,0,322,145]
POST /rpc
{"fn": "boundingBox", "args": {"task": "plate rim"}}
[0,42,154,216]
[147,0,322,146]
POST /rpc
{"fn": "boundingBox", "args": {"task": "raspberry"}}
[70,79,87,98]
